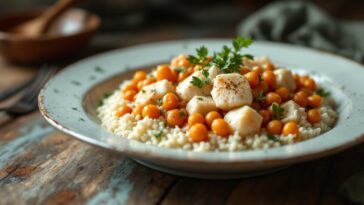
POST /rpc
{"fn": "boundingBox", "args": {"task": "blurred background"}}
[1,0,363,53]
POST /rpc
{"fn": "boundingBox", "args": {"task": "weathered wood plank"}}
[0,114,177,205]
[224,158,333,205]
[317,143,364,205]
[161,178,238,205]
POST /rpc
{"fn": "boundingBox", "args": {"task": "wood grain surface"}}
[0,33,363,205]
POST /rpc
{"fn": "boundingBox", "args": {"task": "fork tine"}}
[21,65,57,104]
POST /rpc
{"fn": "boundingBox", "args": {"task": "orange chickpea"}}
[294,91,308,107]
[239,67,251,75]
[262,70,276,88]
[299,88,314,96]
[189,123,209,142]
[303,78,316,90]
[245,71,260,88]
[156,65,177,82]
[133,71,147,82]
[259,110,271,125]
[252,81,269,99]
[122,82,138,93]
[265,92,282,105]
[251,102,261,110]
[137,78,156,90]
[123,90,137,101]
[205,111,222,127]
[308,95,322,108]
[266,120,283,134]
[211,119,230,137]
[115,105,132,118]
[276,87,290,102]
[142,104,160,119]
[132,105,144,116]
[188,113,205,127]
[282,122,299,136]
[307,109,321,124]
[167,109,187,127]
[252,66,263,74]
[263,63,275,71]
[162,93,180,111]
[178,71,191,82]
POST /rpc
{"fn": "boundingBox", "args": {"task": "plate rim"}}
[38,38,364,166]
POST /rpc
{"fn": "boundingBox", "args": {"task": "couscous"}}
[97,36,337,152]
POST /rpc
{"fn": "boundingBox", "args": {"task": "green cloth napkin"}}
[237,1,364,63]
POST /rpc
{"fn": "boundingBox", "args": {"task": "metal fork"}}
[0,65,56,116]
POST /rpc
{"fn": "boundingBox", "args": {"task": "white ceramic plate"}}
[39,39,364,179]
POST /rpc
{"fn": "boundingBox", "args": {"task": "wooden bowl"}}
[0,8,100,64]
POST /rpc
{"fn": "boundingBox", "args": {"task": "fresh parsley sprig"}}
[315,88,330,97]
[272,103,284,120]
[211,36,254,73]
[190,69,211,88]
[188,46,209,66]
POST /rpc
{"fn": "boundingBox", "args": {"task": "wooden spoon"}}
[11,0,80,37]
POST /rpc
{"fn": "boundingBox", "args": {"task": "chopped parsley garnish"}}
[267,134,280,142]
[258,74,264,82]
[256,91,265,102]
[316,88,330,97]
[173,67,185,73]
[202,69,209,78]
[272,103,284,119]
[179,110,186,116]
[157,98,162,106]
[154,131,163,139]
[211,36,254,73]
[191,76,203,88]
[197,97,204,101]
[141,89,146,93]
[187,46,209,66]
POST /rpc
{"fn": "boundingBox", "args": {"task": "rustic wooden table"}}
[0,31,363,205]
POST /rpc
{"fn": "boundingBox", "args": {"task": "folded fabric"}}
[237,1,364,63]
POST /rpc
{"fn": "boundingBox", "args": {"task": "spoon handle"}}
[39,0,81,33]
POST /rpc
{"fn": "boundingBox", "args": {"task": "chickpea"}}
[188,113,205,128]
[142,104,160,119]
[189,123,209,142]
[293,91,308,107]
[115,105,132,118]
[282,122,299,136]
[262,70,276,88]
[266,120,283,134]
[167,109,188,127]
[211,119,230,137]
[275,87,290,102]
[244,71,260,88]
[133,71,147,83]
[307,109,321,124]
[162,93,180,111]
[265,92,282,105]
[205,111,222,127]
[308,95,322,108]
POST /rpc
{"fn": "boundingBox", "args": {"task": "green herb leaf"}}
[257,91,265,102]
[267,134,280,142]
[316,88,330,97]
[197,46,208,59]
[141,89,146,93]
[154,131,163,139]
[242,54,254,60]
[190,76,203,88]
[157,98,162,106]
[232,36,253,52]
[202,69,209,78]
[272,103,284,119]
[197,97,204,101]
[173,67,185,73]
[179,110,186,117]
[187,55,199,65]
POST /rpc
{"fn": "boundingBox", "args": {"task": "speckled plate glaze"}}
[39,39,364,179]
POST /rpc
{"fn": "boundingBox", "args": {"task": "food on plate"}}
[97,36,337,152]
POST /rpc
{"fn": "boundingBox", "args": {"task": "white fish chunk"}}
[211,73,252,111]
[135,80,175,105]
[224,106,263,137]
[274,69,297,91]
[186,96,218,116]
